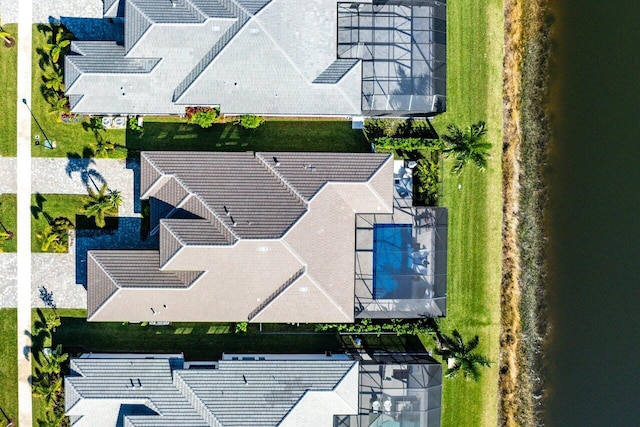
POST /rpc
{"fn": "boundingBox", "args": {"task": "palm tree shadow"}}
[65,153,106,191]
[31,193,52,222]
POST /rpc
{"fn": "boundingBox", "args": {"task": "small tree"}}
[432,329,492,381]
[46,95,71,121]
[42,64,65,92]
[45,27,72,63]
[185,107,219,128]
[90,135,117,158]
[442,121,492,175]
[236,115,265,129]
[83,184,121,228]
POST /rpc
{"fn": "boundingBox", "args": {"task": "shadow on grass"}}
[30,192,52,223]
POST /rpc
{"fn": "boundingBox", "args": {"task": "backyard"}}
[0,309,17,425]
[0,24,17,156]
[127,117,369,154]
[424,1,504,426]
[0,194,17,252]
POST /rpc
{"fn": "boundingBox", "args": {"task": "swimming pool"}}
[372,223,413,299]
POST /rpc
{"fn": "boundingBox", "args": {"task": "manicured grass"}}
[36,309,343,361]
[421,1,504,426]
[0,24,18,156]
[127,117,369,153]
[31,194,86,252]
[0,309,18,425]
[31,25,126,158]
[0,194,17,252]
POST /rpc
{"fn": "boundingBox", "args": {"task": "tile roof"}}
[65,0,446,116]
[87,151,394,323]
[66,356,356,427]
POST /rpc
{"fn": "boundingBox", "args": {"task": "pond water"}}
[545,1,640,425]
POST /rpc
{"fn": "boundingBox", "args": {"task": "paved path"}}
[16,0,33,425]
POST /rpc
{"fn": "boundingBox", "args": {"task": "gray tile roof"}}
[65,41,160,91]
[66,356,356,427]
[312,59,359,84]
[64,0,446,116]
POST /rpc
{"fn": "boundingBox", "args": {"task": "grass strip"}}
[0,24,18,156]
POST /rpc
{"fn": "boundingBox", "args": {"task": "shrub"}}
[185,106,219,128]
[236,115,265,129]
[128,116,143,136]
[234,322,248,333]
[413,157,440,206]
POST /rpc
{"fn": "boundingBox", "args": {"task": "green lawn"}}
[0,309,18,425]
[422,1,504,426]
[127,117,369,153]
[35,309,343,361]
[31,25,126,158]
[0,25,18,156]
[31,194,86,252]
[0,194,17,252]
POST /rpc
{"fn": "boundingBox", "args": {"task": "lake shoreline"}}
[499,0,552,425]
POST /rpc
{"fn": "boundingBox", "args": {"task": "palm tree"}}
[83,184,121,228]
[442,121,492,175]
[0,15,15,48]
[89,135,116,158]
[44,27,72,63]
[42,64,65,92]
[32,370,62,406]
[36,226,67,253]
[433,329,491,381]
[106,189,123,212]
[37,411,65,427]
[41,344,68,375]
[46,95,70,122]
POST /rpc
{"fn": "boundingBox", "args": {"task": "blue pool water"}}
[372,224,413,299]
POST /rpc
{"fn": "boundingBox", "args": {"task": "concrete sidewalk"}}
[16,0,33,425]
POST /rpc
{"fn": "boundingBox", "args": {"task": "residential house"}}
[65,352,442,426]
[86,151,447,323]
[64,0,447,116]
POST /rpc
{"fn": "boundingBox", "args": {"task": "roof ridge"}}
[173,370,224,426]
[254,152,308,206]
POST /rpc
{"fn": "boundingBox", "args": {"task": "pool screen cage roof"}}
[334,353,442,427]
[338,0,447,115]
[355,207,448,319]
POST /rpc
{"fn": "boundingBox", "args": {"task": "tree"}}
[42,64,65,92]
[236,115,265,129]
[441,121,492,175]
[37,217,73,252]
[83,183,120,228]
[90,135,117,158]
[185,107,219,128]
[41,344,68,375]
[432,329,491,381]
[32,370,62,406]
[44,27,72,63]
[46,95,70,121]
[0,16,15,48]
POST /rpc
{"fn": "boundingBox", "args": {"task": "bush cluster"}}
[185,106,220,128]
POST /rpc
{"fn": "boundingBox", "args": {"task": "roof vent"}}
[243,374,248,384]
[303,164,315,171]
[273,156,280,166]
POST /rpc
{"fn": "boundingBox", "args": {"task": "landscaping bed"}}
[31,194,86,253]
